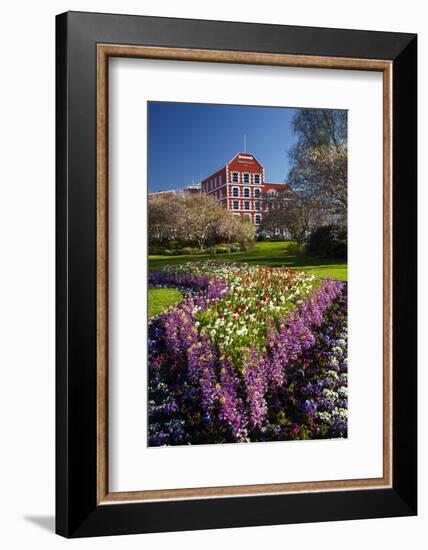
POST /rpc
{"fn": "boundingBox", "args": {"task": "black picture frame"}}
[56,11,417,538]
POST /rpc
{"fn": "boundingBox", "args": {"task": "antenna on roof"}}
[243,134,246,152]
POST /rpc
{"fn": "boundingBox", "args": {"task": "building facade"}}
[200,152,292,226]
[148,152,294,227]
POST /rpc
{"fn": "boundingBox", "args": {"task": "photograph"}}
[0,0,420,545]
[147,101,348,446]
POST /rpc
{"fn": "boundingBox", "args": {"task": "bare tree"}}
[260,197,320,251]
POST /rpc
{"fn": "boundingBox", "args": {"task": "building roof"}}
[149,189,177,196]
[263,182,293,192]
[227,152,263,169]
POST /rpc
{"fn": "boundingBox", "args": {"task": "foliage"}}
[290,108,347,149]
[149,193,255,249]
[287,109,348,227]
[306,225,347,259]
[148,263,347,445]
[151,242,251,256]
[260,196,321,248]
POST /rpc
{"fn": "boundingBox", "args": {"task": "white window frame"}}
[244,201,250,211]
[243,172,250,184]
[254,173,261,185]
[243,187,251,198]
[255,214,261,224]
[254,188,261,198]
[231,171,239,183]
[232,186,240,198]
[233,200,239,210]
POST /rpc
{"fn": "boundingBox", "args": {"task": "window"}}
[232,172,239,183]
[232,187,239,197]
[255,201,260,211]
[243,173,250,184]
[214,177,217,188]
[244,188,250,198]
[244,201,250,210]
[268,189,277,198]
[254,174,260,184]
[219,175,222,186]
[255,214,261,224]
[233,201,239,210]
[254,188,261,198]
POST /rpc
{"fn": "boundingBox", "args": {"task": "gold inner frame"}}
[96,44,393,505]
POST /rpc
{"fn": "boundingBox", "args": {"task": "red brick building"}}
[200,152,293,226]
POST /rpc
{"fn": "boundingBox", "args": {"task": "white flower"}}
[317,411,332,425]
[322,389,338,400]
[332,407,348,420]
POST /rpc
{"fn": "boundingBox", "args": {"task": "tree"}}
[216,209,254,244]
[148,194,180,243]
[287,109,348,227]
[149,192,255,249]
[260,197,320,251]
[290,109,347,149]
[178,194,224,249]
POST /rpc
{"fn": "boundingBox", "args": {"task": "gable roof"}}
[227,152,264,170]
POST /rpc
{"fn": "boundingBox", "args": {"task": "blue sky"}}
[148,102,299,193]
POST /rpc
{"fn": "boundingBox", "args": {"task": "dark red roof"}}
[263,182,292,192]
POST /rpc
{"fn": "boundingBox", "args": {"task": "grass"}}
[148,287,183,318]
[149,241,347,281]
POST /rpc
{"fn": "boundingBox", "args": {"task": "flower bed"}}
[148,262,347,446]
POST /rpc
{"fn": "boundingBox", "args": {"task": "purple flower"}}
[218,358,248,441]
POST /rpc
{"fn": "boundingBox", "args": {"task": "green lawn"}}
[149,241,347,281]
[148,287,183,318]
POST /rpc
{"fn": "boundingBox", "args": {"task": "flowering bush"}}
[148,262,347,446]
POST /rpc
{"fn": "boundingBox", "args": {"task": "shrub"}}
[178,247,202,256]
[215,245,231,254]
[306,225,347,258]
[148,244,170,255]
